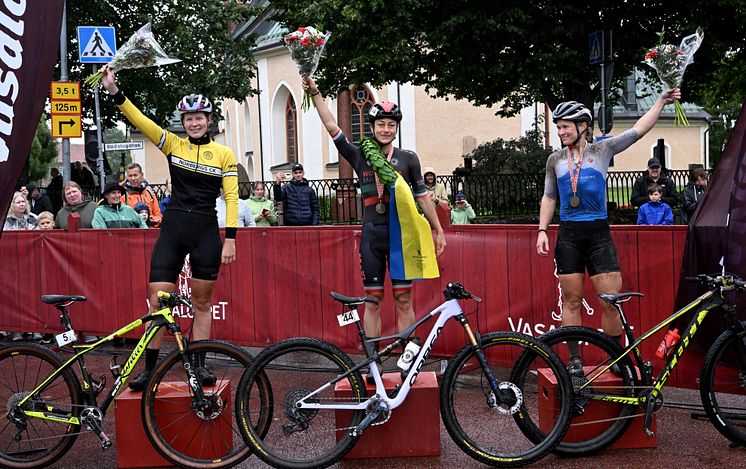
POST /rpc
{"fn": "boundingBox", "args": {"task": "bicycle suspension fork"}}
[170,324,207,401]
[456,315,512,405]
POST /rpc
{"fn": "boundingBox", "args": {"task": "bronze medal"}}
[566,146,586,210]
[375,202,386,214]
[569,195,581,208]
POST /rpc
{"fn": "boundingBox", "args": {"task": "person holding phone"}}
[247,181,277,227]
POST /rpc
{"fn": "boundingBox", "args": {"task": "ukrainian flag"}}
[388,176,439,280]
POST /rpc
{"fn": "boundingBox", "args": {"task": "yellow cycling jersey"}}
[116,96,239,235]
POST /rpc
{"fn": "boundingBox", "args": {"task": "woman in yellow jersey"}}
[101,68,239,390]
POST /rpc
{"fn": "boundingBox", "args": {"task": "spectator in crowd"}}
[36,211,55,230]
[55,181,97,229]
[159,177,172,214]
[77,161,96,189]
[92,181,147,229]
[451,192,476,224]
[133,202,157,227]
[273,163,319,226]
[247,181,277,227]
[121,163,163,227]
[682,167,708,224]
[70,161,83,185]
[637,183,674,225]
[216,189,255,227]
[424,167,449,207]
[4,191,38,230]
[24,181,53,215]
[47,167,64,214]
[630,157,678,208]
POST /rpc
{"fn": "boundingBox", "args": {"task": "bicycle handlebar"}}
[685,274,746,291]
[444,282,481,302]
[156,291,193,309]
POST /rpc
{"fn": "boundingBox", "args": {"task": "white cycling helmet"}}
[177,94,213,115]
[552,101,593,146]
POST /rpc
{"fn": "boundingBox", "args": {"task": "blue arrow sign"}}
[77,26,117,64]
[589,31,604,65]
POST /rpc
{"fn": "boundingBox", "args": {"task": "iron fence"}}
[51,169,699,225]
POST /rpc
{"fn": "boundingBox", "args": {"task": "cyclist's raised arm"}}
[303,77,340,136]
[632,88,680,138]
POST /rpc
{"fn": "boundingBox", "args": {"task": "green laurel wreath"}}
[360,137,398,186]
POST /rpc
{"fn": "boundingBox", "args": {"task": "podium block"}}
[115,380,232,468]
[538,368,656,449]
[335,371,441,459]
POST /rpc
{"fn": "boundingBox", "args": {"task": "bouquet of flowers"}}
[644,27,704,126]
[283,26,331,111]
[84,23,181,87]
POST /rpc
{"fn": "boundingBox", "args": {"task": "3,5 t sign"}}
[50,82,80,100]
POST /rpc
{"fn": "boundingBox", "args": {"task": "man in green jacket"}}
[92,182,148,229]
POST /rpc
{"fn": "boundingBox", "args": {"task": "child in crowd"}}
[36,211,55,230]
[637,183,674,225]
[451,192,476,224]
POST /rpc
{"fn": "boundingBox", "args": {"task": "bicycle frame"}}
[17,304,197,426]
[296,297,488,413]
[582,283,744,405]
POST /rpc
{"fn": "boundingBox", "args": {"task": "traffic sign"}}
[104,141,144,151]
[589,31,604,65]
[50,81,81,101]
[51,101,81,114]
[77,26,116,64]
[51,114,82,138]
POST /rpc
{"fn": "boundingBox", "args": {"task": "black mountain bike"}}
[0,291,270,468]
[513,273,746,455]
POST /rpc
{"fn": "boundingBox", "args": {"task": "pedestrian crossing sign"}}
[77,26,117,64]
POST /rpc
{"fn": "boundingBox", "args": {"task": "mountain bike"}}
[236,282,573,468]
[512,273,746,455]
[0,291,270,469]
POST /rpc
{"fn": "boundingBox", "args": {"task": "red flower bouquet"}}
[284,26,331,111]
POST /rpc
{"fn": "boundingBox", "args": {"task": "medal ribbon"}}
[374,145,396,204]
[566,146,585,197]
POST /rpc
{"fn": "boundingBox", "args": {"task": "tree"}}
[103,127,132,180]
[470,130,552,175]
[64,1,262,128]
[273,0,745,117]
[27,117,59,183]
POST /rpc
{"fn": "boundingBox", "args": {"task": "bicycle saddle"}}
[330,292,378,306]
[598,292,643,305]
[41,295,87,305]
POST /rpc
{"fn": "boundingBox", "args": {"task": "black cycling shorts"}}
[554,219,620,276]
[149,211,222,283]
[359,224,412,291]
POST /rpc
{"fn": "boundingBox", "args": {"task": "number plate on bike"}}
[337,310,359,327]
[55,330,77,347]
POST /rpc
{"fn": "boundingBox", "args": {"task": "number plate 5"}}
[55,330,77,347]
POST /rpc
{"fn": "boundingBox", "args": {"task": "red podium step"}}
[335,371,441,459]
[115,380,232,468]
[538,368,657,449]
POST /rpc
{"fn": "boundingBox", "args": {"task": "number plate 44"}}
[337,310,359,327]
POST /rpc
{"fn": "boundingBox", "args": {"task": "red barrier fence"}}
[0,224,700,387]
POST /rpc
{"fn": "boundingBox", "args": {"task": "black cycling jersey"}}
[331,130,428,225]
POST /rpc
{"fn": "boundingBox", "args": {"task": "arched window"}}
[285,95,298,163]
[350,84,374,143]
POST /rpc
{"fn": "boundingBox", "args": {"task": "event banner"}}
[0,1,64,236]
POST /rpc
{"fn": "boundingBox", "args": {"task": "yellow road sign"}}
[51,100,81,114]
[50,81,81,101]
[51,114,82,138]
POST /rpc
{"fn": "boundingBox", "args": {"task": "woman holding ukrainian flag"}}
[303,77,445,365]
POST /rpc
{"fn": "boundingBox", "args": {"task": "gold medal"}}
[375,202,386,214]
[569,195,581,208]
[566,146,586,210]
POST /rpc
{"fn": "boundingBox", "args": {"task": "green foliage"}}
[469,129,552,175]
[274,0,745,116]
[27,117,59,182]
[103,127,132,180]
[64,0,262,127]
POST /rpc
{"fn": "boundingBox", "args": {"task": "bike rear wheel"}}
[513,327,637,455]
[141,340,270,469]
[0,342,82,469]
[440,331,572,467]
[700,324,746,446]
[236,338,367,469]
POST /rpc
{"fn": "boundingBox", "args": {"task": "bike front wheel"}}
[440,331,572,467]
[513,326,638,456]
[236,337,367,469]
[0,342,82,469]
[700,323,746,446]
[141,340,270,469]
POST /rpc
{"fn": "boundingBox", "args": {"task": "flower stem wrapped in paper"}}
[644,27,704,126]
[84,23,181,88]
[283,26,331,111]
